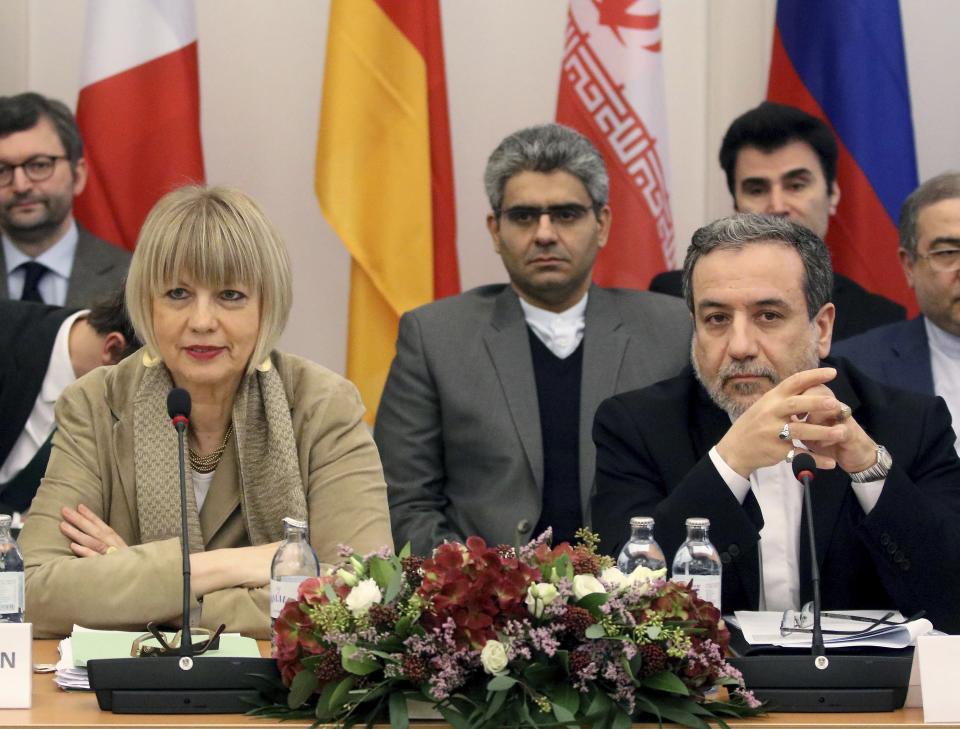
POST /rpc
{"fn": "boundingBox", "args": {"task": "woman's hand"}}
[59,504,128,558]
[190,542,282,596]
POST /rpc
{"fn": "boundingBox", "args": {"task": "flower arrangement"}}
[251,530,762,728]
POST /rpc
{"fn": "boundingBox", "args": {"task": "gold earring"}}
[141,349,162,368]
[255,357,272,372]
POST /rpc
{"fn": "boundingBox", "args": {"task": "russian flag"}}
[768,0,918,315]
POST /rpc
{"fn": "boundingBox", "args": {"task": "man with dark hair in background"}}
[651,102,904,341]
[0,288,140,520]
[593,213,960,634]
[376,123,690,555]
[0,92,130,307]
[835,172,960,446]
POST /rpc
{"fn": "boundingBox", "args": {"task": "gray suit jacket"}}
[374,284,692,554]
[0,225,130,307]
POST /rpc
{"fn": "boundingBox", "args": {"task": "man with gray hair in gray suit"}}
[0,92,130,307]
[375,122,691,555]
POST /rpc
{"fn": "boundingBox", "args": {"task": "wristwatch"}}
[848,445,892,483]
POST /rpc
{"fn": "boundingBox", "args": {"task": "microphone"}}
[86,387,280,714]
[792,453,827,668]
[167,388,194,658]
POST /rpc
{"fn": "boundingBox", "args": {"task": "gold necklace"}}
[189,423,233,474]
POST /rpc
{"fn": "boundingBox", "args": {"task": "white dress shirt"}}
[2,221,78,306]
[709,442,887,611]
[0,310,86,483]
[518,292,588,359]
[926,318,960,454]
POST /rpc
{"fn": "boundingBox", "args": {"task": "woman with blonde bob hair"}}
[20,185,393,639]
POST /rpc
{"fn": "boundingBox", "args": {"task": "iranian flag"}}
[556,0,674,287]
[74,0,205,250]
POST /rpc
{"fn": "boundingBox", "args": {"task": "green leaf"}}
[547,683,579,716]
[388,690,409,729]
[523,662,559,687]
[438,705,473,729]
[576,591,609,613]
[326,675,355,714]
[633,692,662,723]
[341,644,381,676]
[382,561,404,604]
[483,688,508,721]
[552,701,577,727]
[313,680,340,720]
[398,542,412,559]
[584,623,607,639]
[486,674,517,691]
[653,703,709,729]
[369,556,395,590]
[610,707,632,729]
[643,670,691,695]
[286,669,317,709]
[584,688,613,720]
[553,554,574,581]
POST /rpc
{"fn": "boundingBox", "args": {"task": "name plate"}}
[919,635,960,723]
[0,623,31,708]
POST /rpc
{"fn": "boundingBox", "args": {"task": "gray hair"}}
[0,92,83,165]
[899,172,960,256]
[682,214,833,319]
[483,123,608,212]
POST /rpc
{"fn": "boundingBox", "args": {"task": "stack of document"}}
[54,625,262,690]
[732,610,934,649]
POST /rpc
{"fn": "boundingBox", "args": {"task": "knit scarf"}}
[133,358,307,552]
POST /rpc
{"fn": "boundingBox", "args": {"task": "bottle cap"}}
[629,516,654,528]
[0,514,11,528]
[685,517,710,528]
[282,516,308,530]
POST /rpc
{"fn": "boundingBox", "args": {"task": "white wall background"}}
[2,0,959,375]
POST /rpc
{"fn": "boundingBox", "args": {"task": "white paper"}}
[0,622,32,708]
[733,610,933,649]
[919,635,960,722]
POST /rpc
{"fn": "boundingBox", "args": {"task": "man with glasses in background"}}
[835,173,960,448]
[0,92,129,307]
[376,123,690,555]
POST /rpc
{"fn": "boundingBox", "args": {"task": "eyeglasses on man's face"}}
[913,247,960,273]
[779,603,924,637]
[130,621,226,657]
[496,203,599,228]
[0,155,69,186]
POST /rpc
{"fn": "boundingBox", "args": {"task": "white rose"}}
[600,566,627,590]
[525,582,560,618]
[625,565,667,592]
[572,574,606,600]
[344,578,382,616]
[480,640,509,675]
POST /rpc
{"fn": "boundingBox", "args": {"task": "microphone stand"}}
[798,464,827,668]
[173,414,193,661]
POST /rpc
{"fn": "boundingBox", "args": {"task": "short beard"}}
[691,334,821,420]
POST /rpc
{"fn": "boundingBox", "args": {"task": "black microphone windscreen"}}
[791,452,816,479]
[166,388,192,421]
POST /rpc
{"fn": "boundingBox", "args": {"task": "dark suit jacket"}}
[0,225,130,308]
[648,269,906,342]
[832,317,934,397]
[591,359,960,633]
[375,284,692,555]
[0,301,77,513]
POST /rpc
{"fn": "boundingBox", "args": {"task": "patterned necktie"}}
[18,261,50,303]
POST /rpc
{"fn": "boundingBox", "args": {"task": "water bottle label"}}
[270,576,307,619]
[0,572,24,614]
[687,575,721,609]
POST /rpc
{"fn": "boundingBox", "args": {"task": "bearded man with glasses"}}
[835,172,960,451]
[0,92,130,307]
[375,123,690,555]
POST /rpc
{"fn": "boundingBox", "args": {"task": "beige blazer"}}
[20,351,393,639]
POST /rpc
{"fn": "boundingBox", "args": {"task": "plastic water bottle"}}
[617,516,666,572]
[270,517,320,621]
[671,517,722,610]
[0,514,24,623]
